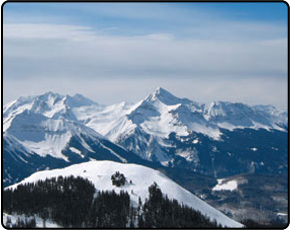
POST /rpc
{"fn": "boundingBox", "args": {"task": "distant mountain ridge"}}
[3,88,288,185]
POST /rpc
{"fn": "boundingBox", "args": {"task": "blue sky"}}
[3,3,288,109]
[3,3,287,37]
[3,3,288,23]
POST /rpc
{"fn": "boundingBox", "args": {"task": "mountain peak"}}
[153,87,177,98]
[154,87,170,95]
[145,87,181,105]
[144,87,192,106]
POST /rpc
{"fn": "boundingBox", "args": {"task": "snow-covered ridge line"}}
[7,160,243,228]
[4,88,287,136]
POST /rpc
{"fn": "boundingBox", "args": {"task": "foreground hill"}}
[7,160,243,228]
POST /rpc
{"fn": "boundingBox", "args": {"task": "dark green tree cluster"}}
[111,171,126,187]
[141,182,222,228]
[87,190,131,228]
[3,176,222,228]
[3,176,131,228]
[3,176,95,228]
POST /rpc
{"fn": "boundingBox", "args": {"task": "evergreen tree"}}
[111,171,126,187]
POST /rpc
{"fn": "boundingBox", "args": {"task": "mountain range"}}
[3,87,287,185]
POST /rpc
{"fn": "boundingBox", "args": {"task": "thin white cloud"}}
[3,23,287,110]
[3,24,94,40]
[3,23,287,78]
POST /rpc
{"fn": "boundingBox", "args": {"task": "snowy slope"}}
[7,160,243,228]
[4,109,106,161]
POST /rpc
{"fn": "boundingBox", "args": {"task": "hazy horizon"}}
[3,85,288,112]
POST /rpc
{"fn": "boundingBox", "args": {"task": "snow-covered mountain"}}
[7,160,243,228]
[3,89,288,181]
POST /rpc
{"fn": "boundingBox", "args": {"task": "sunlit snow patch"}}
[212,179,238,192]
